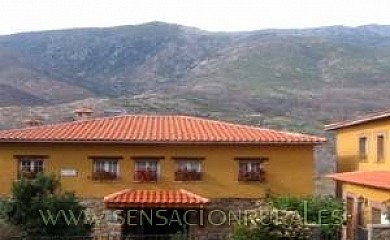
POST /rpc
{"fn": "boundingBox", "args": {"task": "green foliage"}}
[229,205,312,240]
[229,196,344,240]
[268,196,344,234]
[0,174,91,237]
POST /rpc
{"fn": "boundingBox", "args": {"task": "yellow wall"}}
[331,120,390,226]
[335,119,390,172]
[344,184,390,206]
[343,183,390,225]
[0,143,315,199]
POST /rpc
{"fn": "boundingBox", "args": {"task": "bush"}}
[268,196,344,234]
[229,196,344,240]
[0,174,91,237]
[229,204,312,240]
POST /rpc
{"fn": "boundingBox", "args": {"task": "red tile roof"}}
[327,171,390,191]
[325,110,390,130]
[104,189,209,208]
[0,115,325,144]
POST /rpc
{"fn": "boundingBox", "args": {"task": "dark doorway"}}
[346,197,354,240]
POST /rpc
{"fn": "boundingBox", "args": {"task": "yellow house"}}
[326,111,390,240]
[0,112,325,237]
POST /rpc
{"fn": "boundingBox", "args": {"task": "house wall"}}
[343,183,390,226]
[0,143,315,198]
[335,119,390,172]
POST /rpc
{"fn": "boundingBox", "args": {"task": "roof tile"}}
[0,115,325,144]
[104,189,209,208]
[327,171,390,190]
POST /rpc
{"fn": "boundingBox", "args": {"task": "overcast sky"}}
[1,0,390,35]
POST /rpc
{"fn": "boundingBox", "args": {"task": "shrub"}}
[229,196,344,240]
[269,196,344,234]
[229,204,312,240]
[0,174,91,237]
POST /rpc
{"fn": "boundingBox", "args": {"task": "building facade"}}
[0,114,325,238]
[326,112,390,240]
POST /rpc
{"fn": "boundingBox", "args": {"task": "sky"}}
[1,0,390,35]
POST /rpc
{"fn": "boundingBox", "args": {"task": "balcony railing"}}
[175,170,202,181]
[19,170,41,179]
[92,170,118,181]
[238,170,265,182]
[134,170,158,182]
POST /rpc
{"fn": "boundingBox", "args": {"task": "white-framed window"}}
[371,206,390,224]
[19,158,44,179]
[134,160,160,182]
[176,160,201,172]
[381,212,390,224]
[238,160,264,182]
[92,159,119,180]
[175,160,202,181]
[358,136,368,161]
[376,133,385,162]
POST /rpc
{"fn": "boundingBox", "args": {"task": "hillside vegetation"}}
[1,22,390,134]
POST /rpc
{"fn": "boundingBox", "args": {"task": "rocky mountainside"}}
[1,22,390,134]
[4,22,390,193]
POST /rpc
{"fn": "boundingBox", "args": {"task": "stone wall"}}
[80,197,262,239]
[190,198,261,240]
[80,198,121,237]
[370,224,390,240]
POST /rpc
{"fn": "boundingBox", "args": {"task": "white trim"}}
[135,159,160,179]
[175,160,202,172]
[93,159,119,177]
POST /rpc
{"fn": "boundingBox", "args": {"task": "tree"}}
[0,174,91,237]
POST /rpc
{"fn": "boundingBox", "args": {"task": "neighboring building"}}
[326,111,390,240]
[0,114,325,238]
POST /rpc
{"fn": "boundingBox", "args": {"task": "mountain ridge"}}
[1,22,390,135]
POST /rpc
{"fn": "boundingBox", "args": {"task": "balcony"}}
[20,170,41,179]
[92,170,118,181]
[134,170,158,182]
[238,170,265,182]
[175,170,202,181]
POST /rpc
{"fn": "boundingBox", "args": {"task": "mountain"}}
[5,22,390,193]
[1,22,390,135]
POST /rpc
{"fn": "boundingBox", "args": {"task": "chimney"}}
[24,118,42,127]
[73,107,94,121]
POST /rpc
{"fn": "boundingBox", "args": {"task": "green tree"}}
[0,174,91,237]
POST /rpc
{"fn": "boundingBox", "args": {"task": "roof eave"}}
[326,173,390,191]
[0,139,326,145]
[324,114,390,131]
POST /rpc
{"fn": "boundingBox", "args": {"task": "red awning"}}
[327,171,390,191]
[104,189,209,208]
